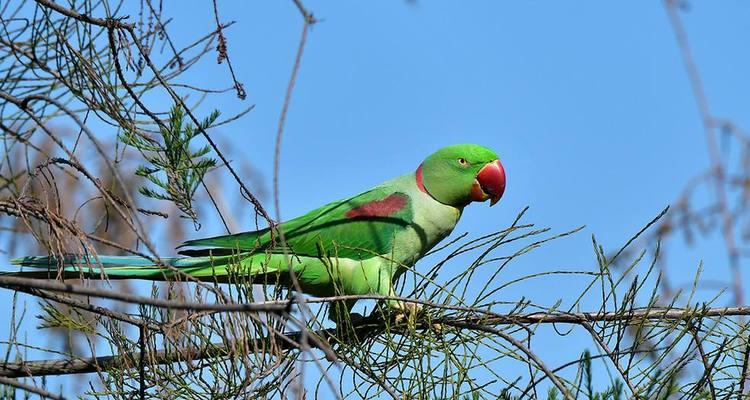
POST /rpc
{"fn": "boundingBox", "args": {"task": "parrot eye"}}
[457,158,468,166]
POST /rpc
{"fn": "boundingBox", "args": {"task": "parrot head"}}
[418,144,506,207]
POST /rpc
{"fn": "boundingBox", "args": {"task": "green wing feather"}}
[179,186,413,261]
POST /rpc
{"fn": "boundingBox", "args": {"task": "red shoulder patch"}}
[345,194,408,219]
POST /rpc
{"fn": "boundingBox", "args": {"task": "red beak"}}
[472,159,506,206]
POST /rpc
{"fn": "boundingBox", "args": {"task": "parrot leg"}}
[386,291,443,334]
[391,301,421,327]
[381,285,422,327]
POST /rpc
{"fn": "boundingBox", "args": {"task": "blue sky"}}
[4,1,750,397]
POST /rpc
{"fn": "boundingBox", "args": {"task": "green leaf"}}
[119,103,219,224]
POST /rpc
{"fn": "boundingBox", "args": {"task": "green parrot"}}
[9,144,506,321]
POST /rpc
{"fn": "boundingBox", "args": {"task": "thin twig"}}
[0,376,66,399]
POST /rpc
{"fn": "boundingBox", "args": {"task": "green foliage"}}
[120,104,218,224]
[578,350,623,400]
[38,301,95,334]
[0,383,15,399]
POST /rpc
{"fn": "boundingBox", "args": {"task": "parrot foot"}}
[391,301,421,326]
[391,302,443,334]
[392,301,422,329]
[430,322,444,336]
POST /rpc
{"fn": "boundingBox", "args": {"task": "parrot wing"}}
[179,185,414,261]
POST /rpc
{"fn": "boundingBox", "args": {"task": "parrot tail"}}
[6,254,238,281]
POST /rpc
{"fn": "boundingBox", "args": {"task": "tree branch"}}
[3,303,749,379]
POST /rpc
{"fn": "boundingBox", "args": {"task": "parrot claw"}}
[390,301,444,334]
[391,301,422,326]
[431,322,444,336]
